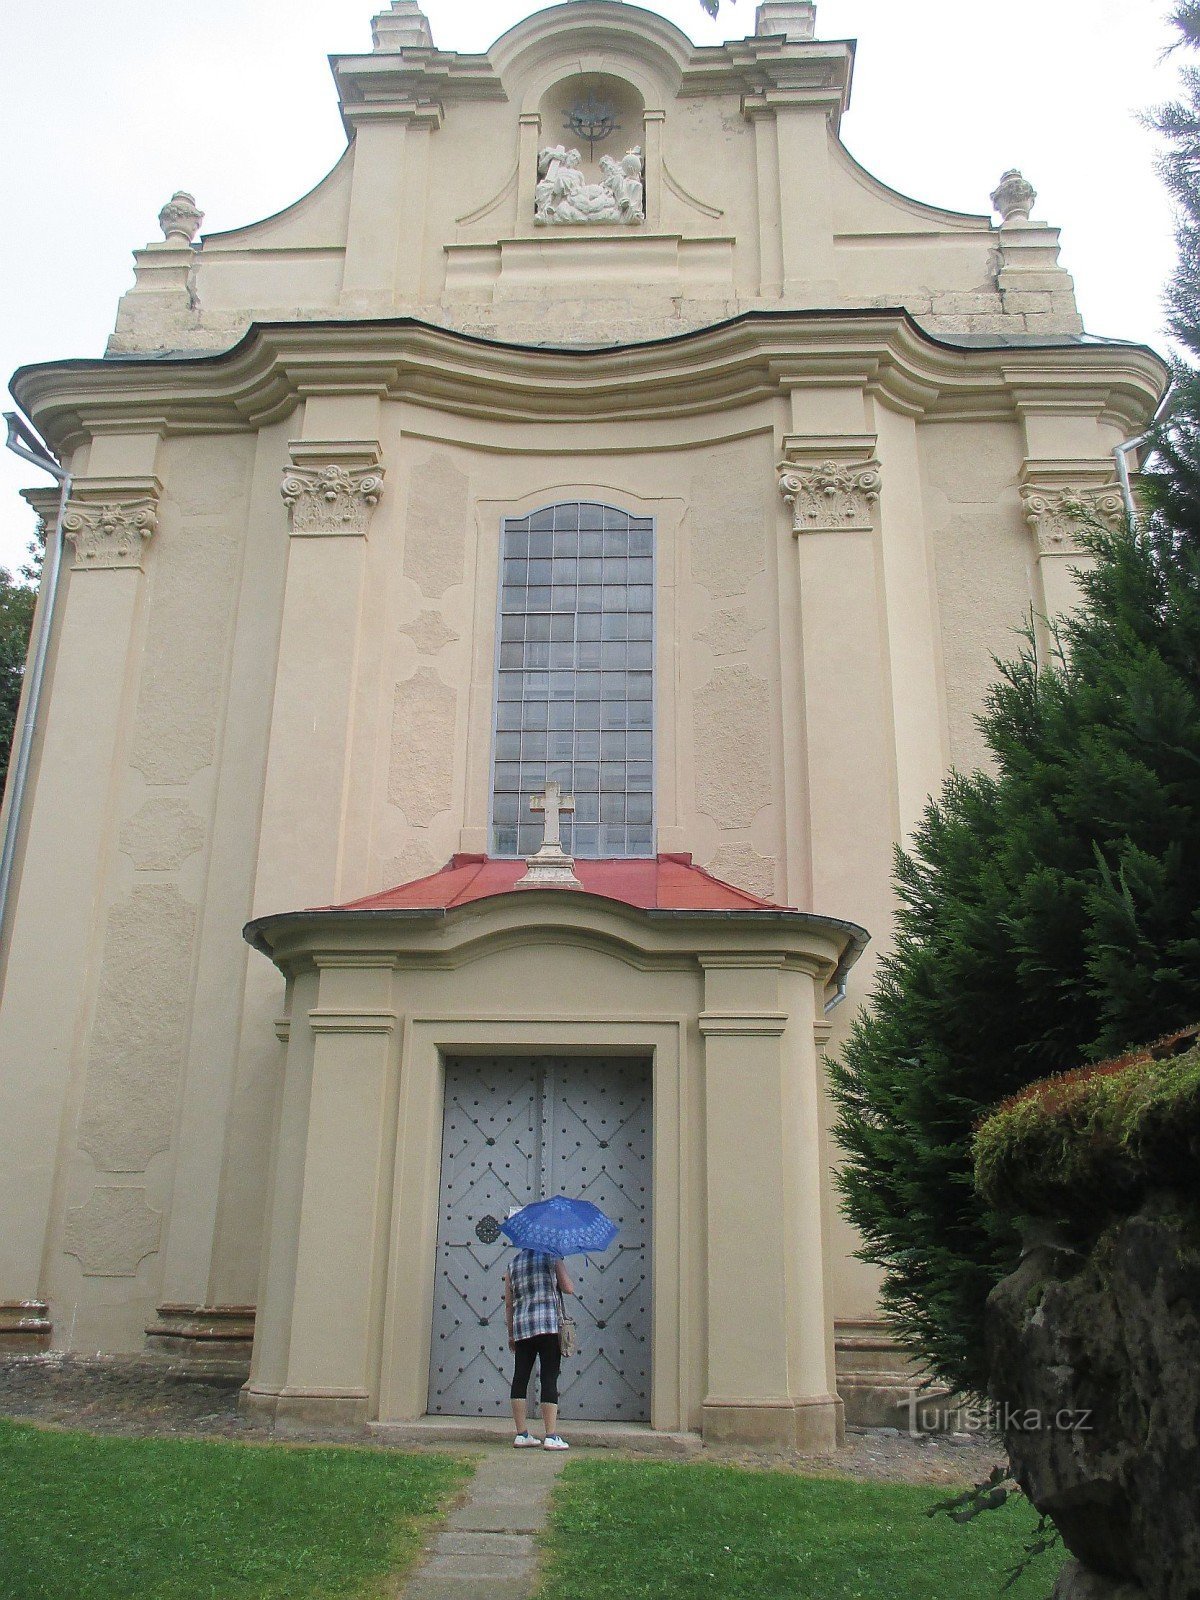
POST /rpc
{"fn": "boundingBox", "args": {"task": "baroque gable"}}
[107,0,1084,356]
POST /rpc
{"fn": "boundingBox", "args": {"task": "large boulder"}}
[985,1193,1200,1600]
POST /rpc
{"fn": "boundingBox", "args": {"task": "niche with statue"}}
[534,74,645,226]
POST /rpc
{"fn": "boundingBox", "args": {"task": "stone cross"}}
[516,781,582,889]
[530,782,574,851]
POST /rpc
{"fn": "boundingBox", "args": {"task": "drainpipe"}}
[823,926,869,1016]
[1113,433,1146,524]
[0,412,70,967]
[1115,375,1176,524]
[823,976,848,1016]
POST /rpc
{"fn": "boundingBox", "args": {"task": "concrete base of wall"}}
[702,1394,845,1454]
[835,1318,970,1432]
[239,1382,372,1429]
[0,1301,51,1354]
[145,1304,255,1368]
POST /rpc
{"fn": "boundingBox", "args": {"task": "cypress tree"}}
[828,5,1200,1398]
[0,569,35,799]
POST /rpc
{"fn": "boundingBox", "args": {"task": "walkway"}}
[399,1444,566,1600]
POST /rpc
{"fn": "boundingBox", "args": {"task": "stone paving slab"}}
[434,1532,537,1559]
[403,1578,531,1600]
[399,1440,567,1599]
[447,1499,547,1534]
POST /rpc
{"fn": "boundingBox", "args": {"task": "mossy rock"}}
[973,1030,1200,1228]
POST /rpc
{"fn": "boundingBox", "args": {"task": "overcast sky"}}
[0,0,1182,574]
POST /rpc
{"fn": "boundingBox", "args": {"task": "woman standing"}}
[504,1246,575,1450]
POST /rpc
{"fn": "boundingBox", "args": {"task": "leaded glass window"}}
[491,502,654,858]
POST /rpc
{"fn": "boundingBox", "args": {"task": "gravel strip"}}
[0,1355,1004,1485]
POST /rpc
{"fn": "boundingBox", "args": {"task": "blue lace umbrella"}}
[500,1195,619,1257]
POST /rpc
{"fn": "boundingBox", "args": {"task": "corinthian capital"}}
[777,437,881,534]
[280,441,385,535]
[1021,482,1125,556]
[62,488,159,571]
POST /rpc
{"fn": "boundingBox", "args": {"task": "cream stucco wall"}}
[0,0,1167,1435]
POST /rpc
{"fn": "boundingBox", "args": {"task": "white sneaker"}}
[543,1435,570,1450]
[513,1432,540,1448]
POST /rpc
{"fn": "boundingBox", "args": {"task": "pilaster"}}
[699,954,842,1452]
[0,467,160,1333]
[250,423,384,918]
[779,431,897,941]
[642,109,666,231]
[743,90,838,300]
[155,420,292,1327]
[517,113,542,232]
[272,961,399,1425]
[341,103,443,308]
[869,404,949,841]
[1019,459,1126,634]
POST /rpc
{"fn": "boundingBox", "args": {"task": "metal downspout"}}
[0,413,70,975]
[1114,434,1145,524]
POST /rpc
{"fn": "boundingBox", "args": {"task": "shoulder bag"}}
[557,1291,577,1357]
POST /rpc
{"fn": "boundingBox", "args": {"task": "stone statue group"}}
[535,145,645,225]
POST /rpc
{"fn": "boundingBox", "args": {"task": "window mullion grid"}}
[492,504,652,860]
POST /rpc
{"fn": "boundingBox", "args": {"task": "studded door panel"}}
[543,1057,651,1420]
[427,1056,651,1422]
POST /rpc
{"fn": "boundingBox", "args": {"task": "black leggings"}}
[510,1333,561,1404]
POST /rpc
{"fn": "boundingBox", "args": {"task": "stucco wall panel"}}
[705,841,778,901]
[694,664,772,828]
[403,453,470,599]
[119,798,206,871]
[389,666,457,827]
[63,1187,163,1278]
[77,885,198,1174]
[129,491,246,785]
[689,441,768,599]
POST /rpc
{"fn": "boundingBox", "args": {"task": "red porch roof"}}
[324,853,791,914]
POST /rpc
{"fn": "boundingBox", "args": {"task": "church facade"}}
[0,0,1165,1448]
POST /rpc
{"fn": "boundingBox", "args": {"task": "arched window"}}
[492,501,654,858]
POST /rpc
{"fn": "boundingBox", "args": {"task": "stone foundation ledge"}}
[240,1383,371,1431]
[702,1393,844,1454]
[834,1318,975,1434]
[144,1303,255,1367]
[0,1301,51,1354]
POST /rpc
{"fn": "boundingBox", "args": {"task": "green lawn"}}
[0,1419,472,1600]
[536,1458,1063,1600]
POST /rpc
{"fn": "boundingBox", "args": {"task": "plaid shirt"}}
[509,1249,560,1341]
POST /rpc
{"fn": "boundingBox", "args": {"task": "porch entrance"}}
[427,1055,651,1421]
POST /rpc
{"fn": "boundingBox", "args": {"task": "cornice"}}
[243,891,860,983]
[332,4,853,126]
[10,312,1168,457]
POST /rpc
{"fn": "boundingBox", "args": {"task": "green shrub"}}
[974,1032,1200,1226]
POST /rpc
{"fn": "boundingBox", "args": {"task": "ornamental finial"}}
[990,170,1036,226]
[158,191,204,244]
